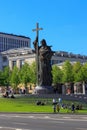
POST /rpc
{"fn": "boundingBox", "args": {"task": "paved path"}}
[0,113,87,130]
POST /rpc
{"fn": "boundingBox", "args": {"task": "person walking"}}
[71,103,75,113]
[56,103,60,113]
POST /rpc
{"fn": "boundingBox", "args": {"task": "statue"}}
[32,23,54,93]
[33,38,53,87]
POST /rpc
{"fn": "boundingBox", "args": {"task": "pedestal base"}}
[33,86,54,94]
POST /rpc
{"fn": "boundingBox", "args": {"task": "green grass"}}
[0,97,52,113]
[0,96,87,114]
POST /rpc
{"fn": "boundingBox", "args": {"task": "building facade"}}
[1,48,87,95]
[1,47,35,70]
[51,51,87,65]
[1,49,87,71]
[0,32,31,52]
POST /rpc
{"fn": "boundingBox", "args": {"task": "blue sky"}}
[0,0,87,55]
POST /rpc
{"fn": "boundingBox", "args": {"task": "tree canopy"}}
[62,60,74,83]
[0,61,87,90]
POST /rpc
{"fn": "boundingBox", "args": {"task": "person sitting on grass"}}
[3,90,9,98]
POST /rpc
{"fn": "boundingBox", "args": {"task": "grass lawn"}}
[0,96,87,114]
[0,97,53,113]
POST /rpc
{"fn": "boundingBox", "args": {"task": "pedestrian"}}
[52,98,56,105]
[53,104,56,113]
[56,103,60,112]
[71,103,75,113]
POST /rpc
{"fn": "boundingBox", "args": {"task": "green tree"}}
[10,66,19,89]
[52,65,63,85]
[80,62,87,82]
[19,63,31,87]
[3,67,10,87]
[29,62,36,84]
[62,60,74,83]
[73,62,83,82]
[0,70,4,86]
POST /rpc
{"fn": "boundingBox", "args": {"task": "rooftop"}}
[0,32,30,39]
[1,47,34,57]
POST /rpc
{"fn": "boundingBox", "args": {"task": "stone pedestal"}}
[33,86,54,94]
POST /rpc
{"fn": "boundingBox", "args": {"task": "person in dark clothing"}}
[71,103,75,113]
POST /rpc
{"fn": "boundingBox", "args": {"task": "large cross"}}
[32,23,43,43]
[32,23,43,86]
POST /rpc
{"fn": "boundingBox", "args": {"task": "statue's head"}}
[40,39,47,46]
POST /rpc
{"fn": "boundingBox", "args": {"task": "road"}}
[0,113,87,130]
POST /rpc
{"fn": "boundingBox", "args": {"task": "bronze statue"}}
[33,38,53,86]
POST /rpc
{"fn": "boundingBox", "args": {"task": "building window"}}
[12,61,16,67]
[3,56,7,62]
[20,60,24,68]
[51,60,58,64]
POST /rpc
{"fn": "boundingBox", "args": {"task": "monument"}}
[32,23,54,94]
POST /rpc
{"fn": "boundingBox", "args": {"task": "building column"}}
[62,85,66,94]
[16,60,20,69]
[9,60,13,70]
[74,85,77,94]
[83,82,85,95]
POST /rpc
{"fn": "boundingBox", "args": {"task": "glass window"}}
[3,56,7,62]
[12,61,16,67]
[20,60,24,68]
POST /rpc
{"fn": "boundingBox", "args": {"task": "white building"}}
[0,49,87,71]
[52,51,87,64]
[1,47,35,70]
